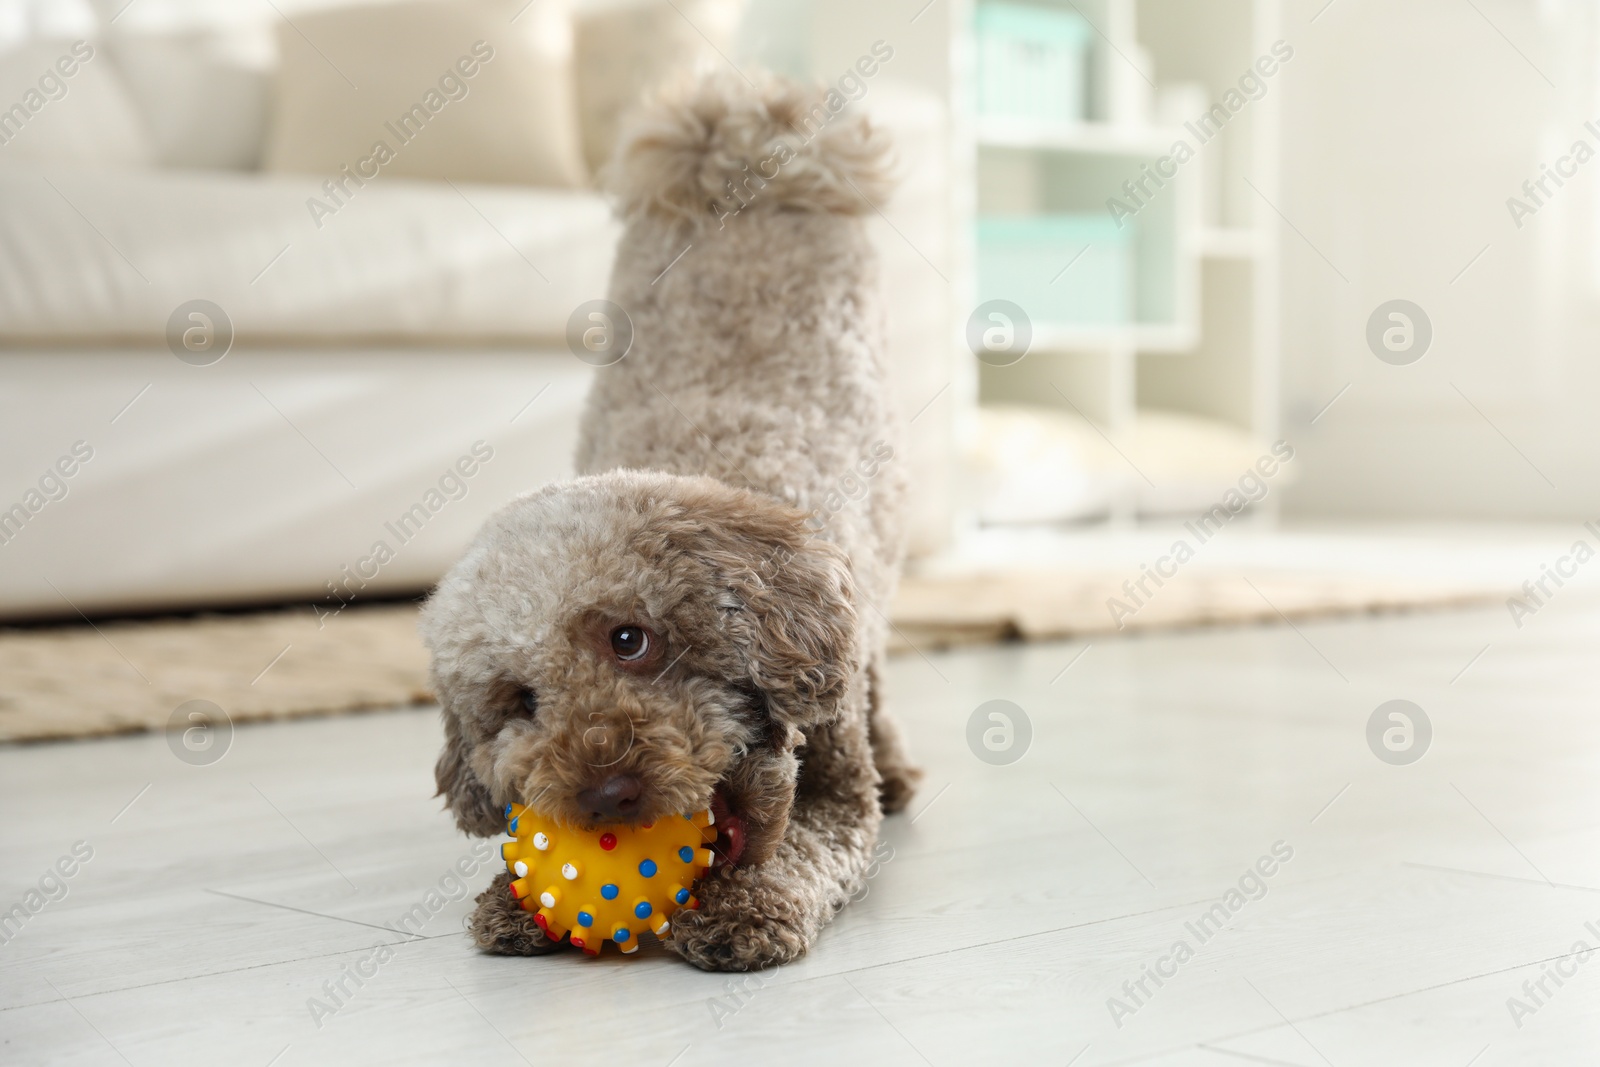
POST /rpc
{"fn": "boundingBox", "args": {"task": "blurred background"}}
[7,3,1600,1062]
[0,0,1591,728]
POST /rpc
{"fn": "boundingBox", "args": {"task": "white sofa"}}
[0,0,954,618]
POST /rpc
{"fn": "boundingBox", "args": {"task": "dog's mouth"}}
[710,786,747,869]
[532,784,747,867]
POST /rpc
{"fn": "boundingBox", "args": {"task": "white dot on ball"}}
[533,833,550,850]
[539,891,556,907]
[561,863,578,880]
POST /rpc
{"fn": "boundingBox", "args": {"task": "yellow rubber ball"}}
[501,802,716,956]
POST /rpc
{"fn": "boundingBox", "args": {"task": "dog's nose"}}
[576,774,643,821]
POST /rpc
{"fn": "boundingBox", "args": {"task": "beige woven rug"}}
[0,571,1502,743]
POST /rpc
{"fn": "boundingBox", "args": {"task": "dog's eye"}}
[517,688,538,715]
[609,625,650,661]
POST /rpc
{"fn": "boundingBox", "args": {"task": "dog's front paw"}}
[469,871,562,956]
[666,874,811,971]
[668,906,808,971]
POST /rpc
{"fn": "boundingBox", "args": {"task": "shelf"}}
[1029,322,1198,354]
[975,116,1183,157]
[970,404,1278,525]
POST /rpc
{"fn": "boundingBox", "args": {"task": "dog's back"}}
[576,72,906,613]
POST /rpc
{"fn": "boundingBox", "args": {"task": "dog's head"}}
[421,469,858,869]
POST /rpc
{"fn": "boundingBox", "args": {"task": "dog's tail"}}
[605,68,895,223]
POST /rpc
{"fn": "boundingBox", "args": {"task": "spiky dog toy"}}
[500,802,715,956]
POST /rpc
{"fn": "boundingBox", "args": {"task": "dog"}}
[420,70,920,971]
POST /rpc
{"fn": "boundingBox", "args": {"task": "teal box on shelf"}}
[976,214,1134,327]
[975,1,1092,123]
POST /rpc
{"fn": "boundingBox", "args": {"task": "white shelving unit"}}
[799,0,1283,535]
[961,0,1283,523]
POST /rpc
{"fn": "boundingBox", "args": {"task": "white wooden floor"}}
[4,595,1598,1066]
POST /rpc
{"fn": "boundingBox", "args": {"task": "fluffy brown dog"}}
[420,70,919,971]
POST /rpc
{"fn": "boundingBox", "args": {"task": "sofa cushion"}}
[263,0,588,189]
[108,28,272,171]
[0,38,154,168]
[0,164,619,341]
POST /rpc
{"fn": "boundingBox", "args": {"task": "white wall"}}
[1277,0,1600,521]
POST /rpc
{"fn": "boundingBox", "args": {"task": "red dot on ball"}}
[599,833,617,850]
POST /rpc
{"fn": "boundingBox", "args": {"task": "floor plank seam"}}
[0,930,462,1013]
[2,869,1377,1023]
[204,887,440,938]
[1102,953,1590,1067]
[1194,1043,1309,1067]
[1401,861,1600,895]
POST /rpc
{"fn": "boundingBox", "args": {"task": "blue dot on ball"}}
[675,888,690,905]
[639,859,658,878]
[577,911,593,927]
[634,901,652,919]
[614,927,631,942]
[678,846,693,863]
[601,883,619,900]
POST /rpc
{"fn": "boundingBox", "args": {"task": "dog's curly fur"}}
[420,70,920,971]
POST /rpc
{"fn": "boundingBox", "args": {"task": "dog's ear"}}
[667,482,860,734]
[735,533,858,734]
[434,709,505,838]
